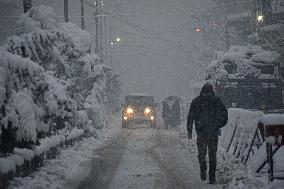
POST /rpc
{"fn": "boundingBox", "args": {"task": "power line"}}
[96,0,253,17]
[0,0,253,18]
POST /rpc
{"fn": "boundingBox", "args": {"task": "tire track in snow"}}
[76,131,131,189]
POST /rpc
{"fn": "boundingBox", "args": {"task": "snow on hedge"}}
[77,110,89,129]
[0,51,45,142]
[0,4,121,177]
[16,5,59,34]
[206,46,280,83]
[66,128,84,141]
[0,7,120,176]
[8,91,43,143]
[0,158,16,174]
[34,135,65,156]
[0,50,78,144]
[61,22,92,54]
[14,148,35,161]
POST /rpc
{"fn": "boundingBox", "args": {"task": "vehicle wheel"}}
[150,122,156,128]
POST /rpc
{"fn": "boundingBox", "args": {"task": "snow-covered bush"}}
[104,67,122,113]
[0,51,45,149]
[85,78,108,129]
[206,46,280,83]
[77,54,121,128]
[9,5,121,116]
[0,5,121,155]
[77,110,89,129]
[5,30,80,78]
[0,50,77,152]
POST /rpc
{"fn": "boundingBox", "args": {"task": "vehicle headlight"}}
[126,108,134,114]
[144,108,151,114]
[150,116,155,120]
[123,116,128,120]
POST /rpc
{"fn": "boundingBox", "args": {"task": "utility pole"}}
[23,0,32,13]
[64,0,69,22]
[99,1,104,61]
[109,23,112,67]
[104,16,108,66]
[94,0,100,56]
[80,0,85,30]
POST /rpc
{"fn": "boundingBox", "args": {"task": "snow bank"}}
[222,109,284,179]
[220,109,264,160]
[273,147,284,172]
[248,143,267,171]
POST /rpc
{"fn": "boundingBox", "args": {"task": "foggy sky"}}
[106,0,211,100]
[1,0,213,101]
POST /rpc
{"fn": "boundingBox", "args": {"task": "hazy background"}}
[0,0,217,101]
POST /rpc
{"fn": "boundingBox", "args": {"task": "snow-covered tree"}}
[0,5,121,154]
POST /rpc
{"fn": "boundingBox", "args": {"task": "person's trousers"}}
[196,135,218,180]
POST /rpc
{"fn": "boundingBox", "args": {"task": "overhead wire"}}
[0,0,253,18]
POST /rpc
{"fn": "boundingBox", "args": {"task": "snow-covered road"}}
[75,128,218,189]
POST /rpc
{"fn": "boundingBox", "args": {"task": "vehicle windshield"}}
[125,96,155,106]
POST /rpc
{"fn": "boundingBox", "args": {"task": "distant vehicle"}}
[122,94,157,128]
[162,96,181,129]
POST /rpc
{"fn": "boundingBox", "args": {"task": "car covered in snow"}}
[206,46,284,110]
[122,94,157,128]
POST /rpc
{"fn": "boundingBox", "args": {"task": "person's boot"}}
[209,173,216,184]
[208,178,216,184]
[200,169,206,181]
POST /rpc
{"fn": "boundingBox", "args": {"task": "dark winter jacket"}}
[187,83,228,137]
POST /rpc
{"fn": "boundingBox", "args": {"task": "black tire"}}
[150,122,156,128]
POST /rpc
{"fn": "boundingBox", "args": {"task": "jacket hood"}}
[200,82,215,97]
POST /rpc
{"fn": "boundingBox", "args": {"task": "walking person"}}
[162,101,171,129]
[187,82,228,184]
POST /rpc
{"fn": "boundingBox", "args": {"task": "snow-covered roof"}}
[261,114,284,125]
